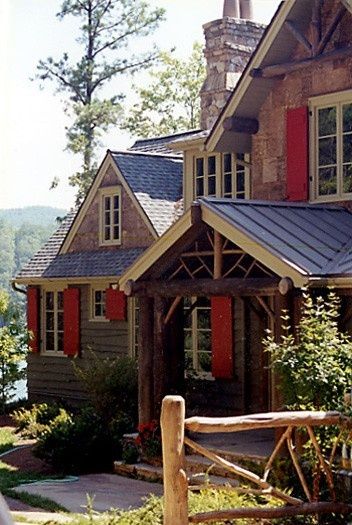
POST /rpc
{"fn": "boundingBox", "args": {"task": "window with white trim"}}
[128,298,139,357]
[311,92,352,200]
[194,153,250,199]
[184,297,212,376]
[43,289,64,354]
[91,287,106,321]
[100,187,121,245]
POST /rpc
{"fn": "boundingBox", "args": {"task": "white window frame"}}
[99,186,122,246]
[41,286,65,356]
[184,297,212,378]
[128,297,139,358]
[90,285,108,322]
[310,90,352,202]
[194,153,250,200]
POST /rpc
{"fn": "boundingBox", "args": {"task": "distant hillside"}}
[0,206,68,229]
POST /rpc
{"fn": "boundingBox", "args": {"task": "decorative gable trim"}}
[61,152,158,254]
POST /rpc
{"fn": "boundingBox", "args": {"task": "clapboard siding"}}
[27,283,131,404]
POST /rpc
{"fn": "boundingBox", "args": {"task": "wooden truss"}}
[251,0,351,79]
[161,396,352,525]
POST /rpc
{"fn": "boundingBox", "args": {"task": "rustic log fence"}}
[161,395,352,524]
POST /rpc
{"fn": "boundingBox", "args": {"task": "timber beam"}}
[223,116,259,134]
[124,277,280,298]
[251,45,352,79]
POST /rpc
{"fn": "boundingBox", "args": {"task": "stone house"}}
[15,0,352,421]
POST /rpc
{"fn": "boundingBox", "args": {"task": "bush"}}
[12,402,63,438]
[74,351,138,424]
[34,406,133,474]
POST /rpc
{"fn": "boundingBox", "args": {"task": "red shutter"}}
[63,288,80,356]
[27,287,40,353]
[105,289,127,321]
[286,106,309,201]
[211,297,233,379]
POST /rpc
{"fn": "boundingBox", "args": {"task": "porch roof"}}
[119,199,352,289]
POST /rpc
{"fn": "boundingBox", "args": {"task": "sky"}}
[0,0,281,211]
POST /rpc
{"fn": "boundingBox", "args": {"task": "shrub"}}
[264,290,352,413]
[74,351,138,424]
[34,406,133,474]
[12,402,62,438]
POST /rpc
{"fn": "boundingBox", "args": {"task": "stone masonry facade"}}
[200,16,265,130]
[251,0,352,201]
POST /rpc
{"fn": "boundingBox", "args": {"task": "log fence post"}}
[161,395,188,525]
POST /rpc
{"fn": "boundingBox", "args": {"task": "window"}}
[223,153,247,199]
[128,298,139,357]
[43,289,64,354]
[91,288,106,321]
[195,155,218,198]
[194,153,250,199]
[311,91,352,200]
[100,187,121,245]
[184,297,212,376]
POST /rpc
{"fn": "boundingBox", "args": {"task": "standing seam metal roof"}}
[201,198,352,277]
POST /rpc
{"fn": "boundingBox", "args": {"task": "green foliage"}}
[35,0,166,204]
[123,42,206,138]
[74,351,138,424]
[0,427,15,454]
[0,206,66,229]
[264,290,352,412]
[12,402,63,438]
[34,406,132,474]
[0,291,28,413]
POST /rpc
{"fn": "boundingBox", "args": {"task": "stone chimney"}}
[200,0,265,130]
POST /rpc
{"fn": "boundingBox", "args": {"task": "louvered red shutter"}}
[27,287,40,353]
[63,288,80,356]
[105,289,127,321]
[211,297,233,379]
[286,106,309,201]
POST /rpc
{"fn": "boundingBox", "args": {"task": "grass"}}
[0,460,66,512]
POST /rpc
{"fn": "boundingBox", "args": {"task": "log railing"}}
[161,396,352,525]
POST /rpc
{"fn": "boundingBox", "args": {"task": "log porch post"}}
[154,296,168,419]
[138,297,155,424]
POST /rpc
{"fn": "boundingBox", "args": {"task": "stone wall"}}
[251,0,352,200]
[200,17,265,130]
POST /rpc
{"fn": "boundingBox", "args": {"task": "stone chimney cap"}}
[223,0,253,20]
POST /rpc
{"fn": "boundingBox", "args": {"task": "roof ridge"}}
[131,129,202,143]
[109,149,181,160]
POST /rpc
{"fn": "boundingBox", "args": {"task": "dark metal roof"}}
[111,151,183,236]
[16,211,76,279]
[201,199,352,277]
[42,248,145,278]
[129,130,202,156]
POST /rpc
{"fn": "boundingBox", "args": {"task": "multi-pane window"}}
[195,155,217,198]
[194,153,249,199]
[100,188,121,245]
[129,298,139,357]
[92,288,106,320]
[312,94,352,200]
[184,297,212,375]
[44,290,64,353]
[223,153,247,199]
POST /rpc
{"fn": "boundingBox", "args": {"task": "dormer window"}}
[195,155,217,198]
[193,152,250,200]
[99,187,121,245]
